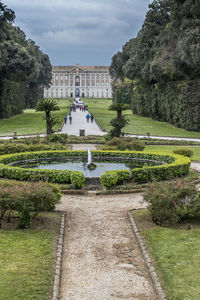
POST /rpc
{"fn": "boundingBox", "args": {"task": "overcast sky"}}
[3,0,152,66]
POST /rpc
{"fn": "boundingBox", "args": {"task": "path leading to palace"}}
[61,109,105,136]
[57,193,157,300]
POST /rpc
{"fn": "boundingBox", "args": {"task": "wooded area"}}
[110,0,200,131]
[0,1,52,119]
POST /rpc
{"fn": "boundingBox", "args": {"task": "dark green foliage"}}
[106,137,145,151]
[100,171,118,188]
[173,148,194,157]
[110,0,200,132]
[70,171,85,189]
[143,181,198,226]
[0,150,85,188]
[0,1,51,119]
[0,180,61,228]
[47,134,68,144]
[108,104,130,137]
[36,99,60,135]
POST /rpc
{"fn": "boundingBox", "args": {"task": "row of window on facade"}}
[45,91,111,98]
[52,82,110,87]
[52,73,110,81]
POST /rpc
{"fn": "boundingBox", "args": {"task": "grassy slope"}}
[0,99,70,136]
[145,145,200,161]
[1,98,200,138]
[84,98,200,138]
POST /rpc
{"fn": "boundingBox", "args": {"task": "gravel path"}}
[57,194,157,300]
[61,109,105,136]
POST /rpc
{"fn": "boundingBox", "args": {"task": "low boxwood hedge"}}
[99,151,190,187]
[0,150,191,189]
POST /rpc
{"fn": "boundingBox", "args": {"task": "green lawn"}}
[0,99,70,136]
[145,145,200,161]
[0,213,60,300]
[1,97,200,138]
[84,98,200,138]
[133,210,200,300]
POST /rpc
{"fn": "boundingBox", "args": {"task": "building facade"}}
[44,64,112,99]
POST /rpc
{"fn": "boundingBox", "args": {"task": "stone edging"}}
[52,212,66,300]
[128,211,167,300]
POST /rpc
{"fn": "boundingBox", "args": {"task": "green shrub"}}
[0,180,61,228]
[173,148,194,157]
[126,139,145,151]
[48,133,68,144]
[0,142,68,155]
[100,171,118,188]
[115,169,131,184]
[100,169,131,188]
[70,171,85,189]
[143,181,197,226]
[100,145,118,151]
[106,137,145,151]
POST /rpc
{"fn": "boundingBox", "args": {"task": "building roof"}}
[52,65,110,73]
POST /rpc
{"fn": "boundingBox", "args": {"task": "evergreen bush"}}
[143,181,197,226]
[173,148,194,157]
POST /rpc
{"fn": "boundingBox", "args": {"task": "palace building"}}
[44,64,112,99]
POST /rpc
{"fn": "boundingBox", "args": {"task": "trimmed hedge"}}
[173,148,194,158]
[0,150,191,189]
[98,151,190,188]
[0,151,86,188]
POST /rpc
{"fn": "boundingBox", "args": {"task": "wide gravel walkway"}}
[57,194,157,300]
[61,109,105,136]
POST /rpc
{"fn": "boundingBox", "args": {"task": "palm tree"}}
[36,98,60,135]
[108,103,130,137]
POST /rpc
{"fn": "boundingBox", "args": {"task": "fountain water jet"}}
[87,149,97,170]
[87,149,92,165]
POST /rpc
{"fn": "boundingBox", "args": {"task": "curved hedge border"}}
[0,150,191,189]
[97,150,190,187]
[0,151,86,189]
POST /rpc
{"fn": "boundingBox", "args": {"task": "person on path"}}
[90,114,94,123]
[64,115,68,124]
[69,115,72,124]
[86,113,90,123]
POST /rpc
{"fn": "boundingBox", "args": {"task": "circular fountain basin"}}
[12,158,146,177]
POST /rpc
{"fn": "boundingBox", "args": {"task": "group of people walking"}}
[64,113,72,124]
[64,97,94,126]
[86,113,94,123]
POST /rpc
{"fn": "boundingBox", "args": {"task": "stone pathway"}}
[61,109,106,136]
[191,162,200,172]
[70,144,98,151]
[57,194,157,300]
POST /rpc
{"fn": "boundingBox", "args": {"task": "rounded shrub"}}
[100,171,118,188]
[70,171,85,189]
[173,148,194,157]
[144,181,197,226]
[48,133,68,144]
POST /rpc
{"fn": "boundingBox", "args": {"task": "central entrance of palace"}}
[75,88,80,97]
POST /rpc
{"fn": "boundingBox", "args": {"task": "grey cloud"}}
[3,0,153,65]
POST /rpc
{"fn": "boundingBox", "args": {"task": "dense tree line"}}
[0,1,51,119]
[110,0,200,131]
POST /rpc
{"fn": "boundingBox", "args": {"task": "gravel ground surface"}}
[56,193,157,300]
[61,109,105,136]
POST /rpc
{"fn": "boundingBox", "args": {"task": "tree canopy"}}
[110,0,200,131]
[0,1,52,119]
